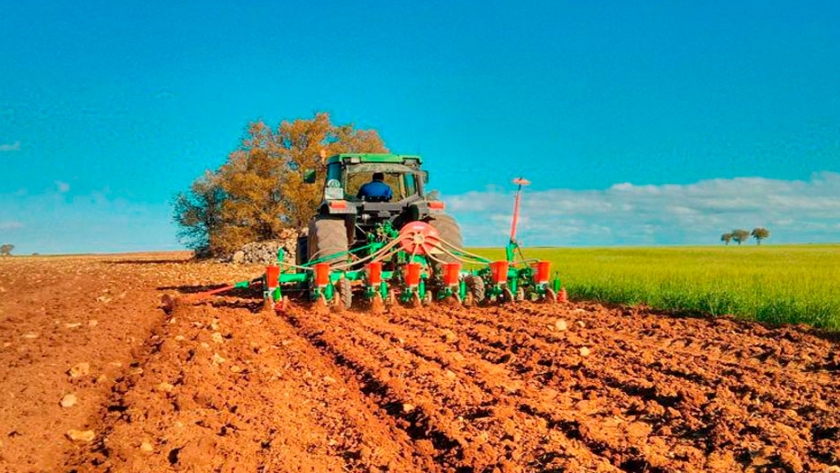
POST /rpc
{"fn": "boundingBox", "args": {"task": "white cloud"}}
[447,172,840,246]
[0,221,24,230]
[55,181,70,193]
[0,141,20,152]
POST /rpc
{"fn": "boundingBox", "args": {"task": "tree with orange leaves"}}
[174,112,387,256]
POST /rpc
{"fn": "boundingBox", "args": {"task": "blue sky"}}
[1,1,839,253]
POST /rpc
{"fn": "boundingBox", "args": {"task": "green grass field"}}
[474,244,840,330]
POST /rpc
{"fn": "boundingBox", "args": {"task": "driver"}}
[357,172,393,202]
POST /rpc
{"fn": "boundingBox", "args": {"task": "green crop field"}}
[474,244,840,330]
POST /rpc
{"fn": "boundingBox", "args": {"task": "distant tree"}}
[751,227,770,245]
[174,112,387,256]
[720,233,733,245]
[731,229,750,245]
[0,244,13,256]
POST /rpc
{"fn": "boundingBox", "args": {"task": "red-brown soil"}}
[1,253,838,472]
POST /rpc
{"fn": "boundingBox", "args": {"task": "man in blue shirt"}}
[357,172,394,202]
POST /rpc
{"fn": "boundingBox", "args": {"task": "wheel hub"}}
[398,221,441,255]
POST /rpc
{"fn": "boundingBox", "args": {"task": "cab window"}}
[403,173,417,196]
[345,173,405,201]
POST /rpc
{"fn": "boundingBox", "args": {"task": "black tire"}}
[544,287,557,304]
[464,274,485,306]
[427,214,463,264]
[502,287,515,304]
[295,235,309,267]
[337,278,353,309]
[307,217,348,266]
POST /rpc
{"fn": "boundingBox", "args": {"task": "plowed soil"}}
[1,253,838,472]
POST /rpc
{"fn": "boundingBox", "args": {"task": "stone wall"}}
[230,228,302,265]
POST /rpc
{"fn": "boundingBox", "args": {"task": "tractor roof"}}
[326,153,423,165]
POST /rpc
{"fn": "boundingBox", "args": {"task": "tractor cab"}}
[308,154,441,225]
[320,154,426,200]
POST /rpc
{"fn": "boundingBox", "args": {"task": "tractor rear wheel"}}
[427,214,463,263]
[307,217,349,266]
[295,235,309,266]
[427,214,464,283]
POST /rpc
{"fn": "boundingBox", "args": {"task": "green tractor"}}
[299,153,460,265]
[294,154,472,300]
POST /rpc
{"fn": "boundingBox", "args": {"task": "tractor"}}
[297,154,460,268]
[294,153,479,307]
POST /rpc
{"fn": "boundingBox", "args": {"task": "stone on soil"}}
[66,429,95,442]
[60,393,77,408]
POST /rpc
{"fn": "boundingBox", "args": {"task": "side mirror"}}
[303,169,316,184]
[422,171,429,183]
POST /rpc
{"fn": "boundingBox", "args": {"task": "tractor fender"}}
[408,202,445,221]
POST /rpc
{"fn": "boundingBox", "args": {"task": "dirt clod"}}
[68,362,90,378]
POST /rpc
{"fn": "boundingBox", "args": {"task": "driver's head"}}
[372,172,385,181]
